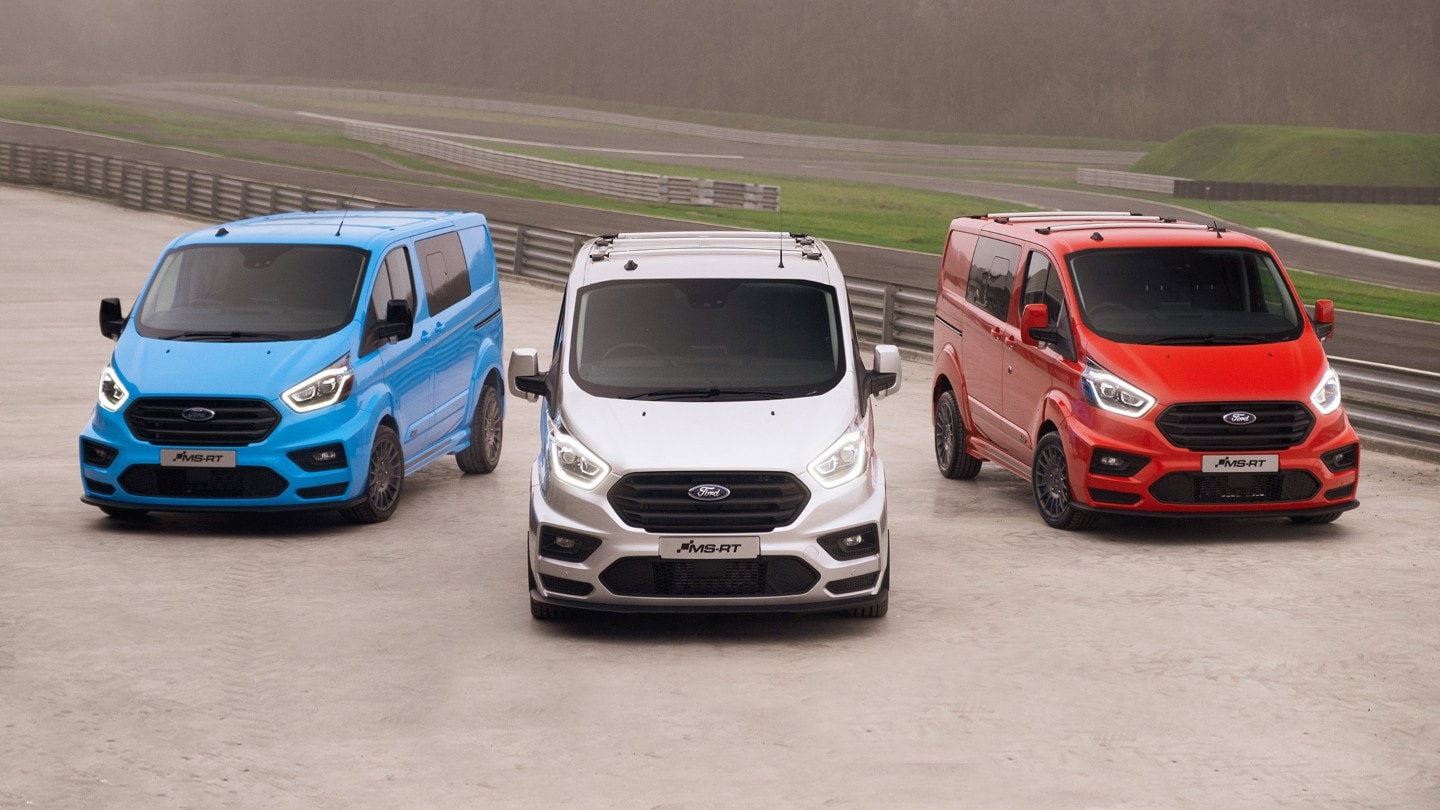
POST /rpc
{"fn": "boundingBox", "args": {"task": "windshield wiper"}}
[1145,334,1268,346]
[621,387,787,401]
[162,330,292,342]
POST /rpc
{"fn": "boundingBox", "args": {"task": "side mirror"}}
[508,348,548,402]
[99,297,127,340]
[1020,303,1055,347]
[868,344,901,400]
[1312,299,1335,341]
[377,299,414,342]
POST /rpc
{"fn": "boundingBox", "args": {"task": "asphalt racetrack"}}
[3,188,1438,808]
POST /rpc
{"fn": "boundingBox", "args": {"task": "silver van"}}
[507,232,901,618]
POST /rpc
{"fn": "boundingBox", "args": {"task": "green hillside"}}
[1131,126,1440,185]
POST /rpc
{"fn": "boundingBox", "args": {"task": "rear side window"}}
[966,237,1023,322]
[416,231,472,315]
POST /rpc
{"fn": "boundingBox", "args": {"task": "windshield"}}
[1069,247,1304,345]
[569,278,846,400]
[135,244,369,341]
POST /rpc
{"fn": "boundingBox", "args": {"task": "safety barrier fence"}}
[344,121,780,211]
[1079,168,1440,205]
[4,139,1435,462]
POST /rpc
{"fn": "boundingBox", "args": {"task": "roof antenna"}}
[778,216,786,269]
[335,187,358,237]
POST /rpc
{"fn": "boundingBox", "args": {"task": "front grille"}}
[125,398,281,446]
[1156,402,1314,450]
[1150,471,1320,504]
[118,465,288,498]
[608,472,810,533]
[600,556,819,597]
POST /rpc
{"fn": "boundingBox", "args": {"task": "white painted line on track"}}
[297,111,747,161]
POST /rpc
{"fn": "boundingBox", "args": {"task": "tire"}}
[99,505,149,520]
[1290,512,1343,525]
[340,424,404,524]
[934,389,982,480]
[455,383,503,475]
[1031,433,1096,531]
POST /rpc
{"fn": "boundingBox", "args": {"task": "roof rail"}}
[1032,221,1220,240]
[588,231,824,261]
[987,210,1154,225]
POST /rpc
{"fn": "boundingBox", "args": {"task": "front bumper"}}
[1061,407,1361,517]
[526,459,890,614]
[78,401,376,513]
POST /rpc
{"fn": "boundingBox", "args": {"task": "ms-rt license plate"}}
[660,536,760,559]
[1202,454,1279,473]
[160,449,237,468]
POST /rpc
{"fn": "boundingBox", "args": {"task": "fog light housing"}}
[818,525,880,561]
[1321,443,1359,473]
[81,439,119,469]
[539,527,602,562]
[287,443,348,472]
[1088,448,1150,477]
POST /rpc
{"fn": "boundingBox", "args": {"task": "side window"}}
[361,246,416,355]
[966,236,1021,322]
[1021,251,1064,328]
[416,231,472,314]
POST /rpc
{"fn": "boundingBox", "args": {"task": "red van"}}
[930,211,1360,529]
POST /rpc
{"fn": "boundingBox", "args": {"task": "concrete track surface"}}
[3,188,1439,809]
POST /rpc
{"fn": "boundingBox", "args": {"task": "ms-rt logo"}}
[677,541,745,554]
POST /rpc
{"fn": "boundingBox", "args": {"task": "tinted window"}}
[569,279,845,401]
[135,244,368,341]
[1069,247,1304,345]
[416,231,471,314]
[966,236,1022,322]
[361,246,417,355]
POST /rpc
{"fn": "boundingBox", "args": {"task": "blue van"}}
[79,209,506,522]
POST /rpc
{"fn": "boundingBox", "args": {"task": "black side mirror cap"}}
[99,297,127,340]
[377,299,414,342]
[514,374,549,398]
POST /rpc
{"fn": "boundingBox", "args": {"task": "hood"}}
[1088,338,1332,405]
[109,333,346,400]
[560,384,859,473]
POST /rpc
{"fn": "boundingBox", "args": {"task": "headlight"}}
[97,365,130,412]
[1081,361,1156,418]
[1311,365,1343,415]
[546,415,610,491]
[283,355,354,413]
[808,425,869,489]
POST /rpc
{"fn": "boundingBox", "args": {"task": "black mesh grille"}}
[608,472,810,533]
[125,398,281,446]
[1156,402,1314,450]
[1150,471,1320,504]
[600,557,819,597]
[118,465,288,498]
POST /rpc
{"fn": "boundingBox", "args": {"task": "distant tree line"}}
[9,0,1438,140]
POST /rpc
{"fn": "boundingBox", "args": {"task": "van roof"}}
[168,209,487,251]
[949,211,1274,254]
[572,231,843,286]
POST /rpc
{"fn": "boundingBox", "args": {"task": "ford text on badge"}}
[660,536,760,559]
[160,449,237,468]
[1201,454,1279,473]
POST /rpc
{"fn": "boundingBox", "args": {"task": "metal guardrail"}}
[345,121,781,212]
[3,139,1435,462]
